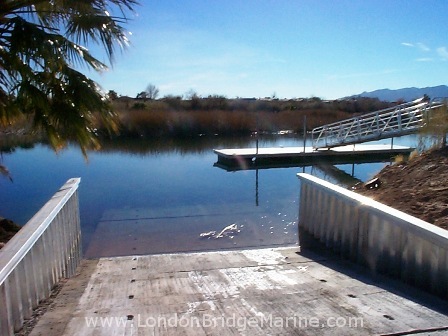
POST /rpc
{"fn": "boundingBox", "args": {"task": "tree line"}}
[105,94,395,138]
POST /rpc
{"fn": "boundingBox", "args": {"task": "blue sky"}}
[90,0,448,100]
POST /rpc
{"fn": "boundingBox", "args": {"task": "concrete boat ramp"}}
[29,247,448,336]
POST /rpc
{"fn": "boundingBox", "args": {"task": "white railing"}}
[0,178,81,335]
[311,98,445,148]
[297,173,448,298]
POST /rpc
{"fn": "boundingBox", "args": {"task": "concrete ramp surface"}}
[29,247,448,335]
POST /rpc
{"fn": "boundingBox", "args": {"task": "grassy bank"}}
[0,96,395,143]
[109,97,393,138]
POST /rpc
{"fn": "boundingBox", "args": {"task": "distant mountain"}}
[351,85,448,102]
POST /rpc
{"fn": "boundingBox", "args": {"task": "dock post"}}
[256,111,259,158]
[303,115,307,153]
[256,138,259,156]
[255,168,259,206]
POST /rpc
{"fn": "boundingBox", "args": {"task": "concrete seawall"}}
[297,173,448,299]
[0,178,82,335]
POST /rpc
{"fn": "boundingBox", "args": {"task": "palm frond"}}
[66,12,129,62]
[0,0,138,153]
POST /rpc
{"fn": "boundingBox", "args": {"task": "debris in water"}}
[199,223,240,240]
[215,223,239,238]
[199,231,216,239]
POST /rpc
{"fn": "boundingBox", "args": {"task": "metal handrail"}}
[0,178,81,335]
[311,97,445,148]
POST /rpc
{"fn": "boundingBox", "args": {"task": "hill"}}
[351,85,448,102]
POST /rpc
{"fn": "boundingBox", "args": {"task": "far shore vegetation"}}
[0,95,396,144]
[111,95,395,138]
[99,94,396,138]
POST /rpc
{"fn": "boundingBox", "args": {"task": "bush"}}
[132,102,146,110]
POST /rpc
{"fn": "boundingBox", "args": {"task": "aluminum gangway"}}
[312,97,446,149]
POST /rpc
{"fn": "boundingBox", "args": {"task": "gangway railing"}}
[311,97,446,149]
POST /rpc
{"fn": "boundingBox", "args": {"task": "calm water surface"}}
[0,135,417,257]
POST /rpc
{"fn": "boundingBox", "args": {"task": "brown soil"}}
[0,217,21,248]
[355,146,448,230]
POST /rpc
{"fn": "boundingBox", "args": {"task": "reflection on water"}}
[98,134,298,155]
[313,164,362,186]
[0,134,420,257]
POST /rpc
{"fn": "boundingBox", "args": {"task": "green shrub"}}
[132,102,146,110]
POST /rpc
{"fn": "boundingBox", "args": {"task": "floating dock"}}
[214,144,414,171]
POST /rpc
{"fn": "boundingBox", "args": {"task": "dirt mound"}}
[0,217,21,248]
[356,146,448,230]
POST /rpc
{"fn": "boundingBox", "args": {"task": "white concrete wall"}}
[297,173,448,299]
[0,178,82,335]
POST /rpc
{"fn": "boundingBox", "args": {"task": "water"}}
[0,135,418,257]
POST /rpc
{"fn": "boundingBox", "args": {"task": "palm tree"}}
[0,0,138,155]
